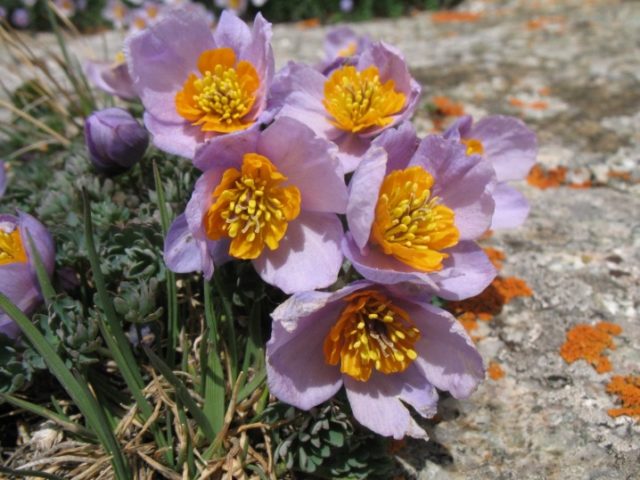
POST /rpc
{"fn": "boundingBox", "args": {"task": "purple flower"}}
[102,0,129,28]
[0,161,7,199]
[444,115,537,230]
[317,26,373,75]
[164,117,348,293]
[339,0,354,13]
[126,8,274,159]
[266,281,484,439]
[270,42,420,173]
[11,8,31,29]
[84,54,137,100]
[85,108,149,175]
[342,122,497,300]
[215,0,249,15]
[53,0,76,17]
[0,212,55,340]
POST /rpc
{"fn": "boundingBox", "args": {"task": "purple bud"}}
[84,108,149,175]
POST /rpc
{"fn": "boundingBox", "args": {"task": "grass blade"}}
[82,189,171,455]
[25,233,56,305]
[152,159,179,367]
[144,346,216,442]
[0,293,129,479]
[0,392,96,441]
[203,280,225,435]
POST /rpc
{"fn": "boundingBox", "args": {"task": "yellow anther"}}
[323,65,406,133]
[0,225,28,266]
[204,153,301,260]
[371,166,459,272]
[175,48,260,134]
[461,137,485,156]
[323,290,421,382]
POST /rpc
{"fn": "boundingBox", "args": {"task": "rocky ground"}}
[2,0,639,478]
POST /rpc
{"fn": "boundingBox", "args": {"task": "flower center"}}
[370,166,459,272]
[203,153,301,260]
[337,42,357,57]
[461,138,484,156]
[0,224,28,266]
[322,65,406,133]
[323,290,420,382]
[175,48,260,134]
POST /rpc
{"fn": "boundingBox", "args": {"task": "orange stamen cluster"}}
[176,48,259,133]
[0,225,28,266]
[323,65,405,133]
[324,290,420,382]
[371,166,459,272]
[204,153,301,260]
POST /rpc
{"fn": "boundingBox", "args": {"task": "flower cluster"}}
[92,8,537,439]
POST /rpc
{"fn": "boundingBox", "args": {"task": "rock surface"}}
[1,0,639,478]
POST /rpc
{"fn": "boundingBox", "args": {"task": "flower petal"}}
[193,127,260,171]
[372,121,419,172]
[144,112,210,160]
[471,115,537,182]
[267,300,344,410]
[164,214,202,273]
[442,115,472,141]
[253,212,344,294]
[346,146,387,250]
[341,233,439,289]
[490,182,529,230]
[257,118,347,214]
[344,367,433,439]
[19,211,55,277]
[126,8,215,124]
[214,10,252,57]
[410,303,484,399]
[429,241,497,301]
[84,60,137,100]
[413,135,495,240]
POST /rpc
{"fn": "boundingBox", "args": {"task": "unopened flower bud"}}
[84,108,149,175]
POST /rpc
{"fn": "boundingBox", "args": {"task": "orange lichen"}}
[538,87,551,96]
[488,361,505,380]
[525,16,565,31]
[509,97,549,111]
[559,322,622,374]
[430,96,465,131]
[431,11,482,23]
[483,247,505,270]
[606,375,640,421]
[432,96,465,117]
[492,276,533,304]
[448,276,532,330]
[607,170,634,183]
[508,97,526,108]
[529,101,549,110]
[297,18,320,29]
[527,165,567,189]
[458,311,480,338]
